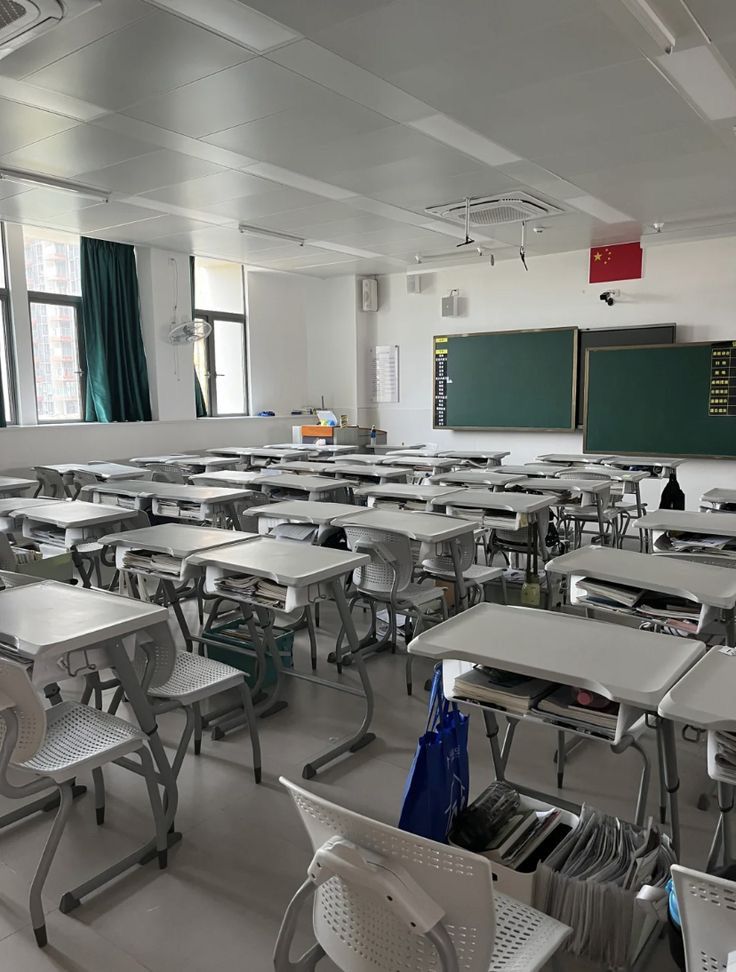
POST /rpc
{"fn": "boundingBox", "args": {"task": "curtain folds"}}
[190,254,208,417]
[80,237,152,423]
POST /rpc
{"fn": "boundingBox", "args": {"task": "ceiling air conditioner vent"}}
[0,0,97,59]
[426,192,563,227]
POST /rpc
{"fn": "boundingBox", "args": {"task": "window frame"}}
[0,225,18,425]
[27,290,86,424]
[194,308,249,417]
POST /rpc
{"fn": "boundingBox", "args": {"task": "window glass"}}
[213,318,246,414]
[194,257,244,315]
[0,301,12,421]
[23,225,81,296]
[29,301,82,422]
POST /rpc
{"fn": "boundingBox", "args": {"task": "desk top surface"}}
[0,581,168,654]
[189,471,263,487]
[332,453,383,464]
[170,455,239,469]
[146,483,253,502]
[275,461,334,474]
[515,477,610,494]
[409,603,704,707]
[659,648,736,729]
[608,456,685,468]
[333,507,474,541]
[332,464,407,479]
[192,536,369,586]
[578,466,649,482]
[500,464,578,476]
[546,545,736,607]
[130,454,199,465]
[537,454,611,464]
[101,523,258,556]
[356,484,463,501]
[257,473,350,491]
[0,476,36,492]
[81,479,157,497]
[0,497,64,515]
[432,470,524,487]
[23,500,137,527]
[635,509,736,536]
[701,488,736,504]
[384,455,457,469]
[249,500,360,524]
[239,447,312,458]
[439,489,554,513]
[40,462,147,479]
[437,450,510,460]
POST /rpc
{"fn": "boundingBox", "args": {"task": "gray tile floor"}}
[0,598,715,971]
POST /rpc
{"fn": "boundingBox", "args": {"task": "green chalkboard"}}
[433,327,577,430]
[584,343,736,459]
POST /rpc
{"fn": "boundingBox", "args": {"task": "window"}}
[24,227,84,422]
[0,226,16,423]
[193,257,248,416]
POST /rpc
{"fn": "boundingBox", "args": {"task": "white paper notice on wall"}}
[370,345,400,403]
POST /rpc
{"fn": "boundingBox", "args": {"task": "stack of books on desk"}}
[636,594,700,631]
[453,666,554,714]
[534,686,619,738]
[216,574,287,608]
[122,550,182,576]
[575,579,643,610]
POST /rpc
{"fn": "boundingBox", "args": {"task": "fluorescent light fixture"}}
[146,0,299,52]
[567,194,633,225]
[0,167,110,202]
[618,0,676,53]
[243,163,356,201]
[406,251,493,275]
[409,114,520,166]
[656,46,736,120]
[239,223,304,245]
[309,240,385,259]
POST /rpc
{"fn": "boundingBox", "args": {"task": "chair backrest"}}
[671,864,736,972]
[343,526,414,597]
[281,777,496,972]
[423,529,475,574]
[133,626,178,691]
[0,657,47,764]
[72,470,101,496]
[556,472,613,508]
[33,466,70,498]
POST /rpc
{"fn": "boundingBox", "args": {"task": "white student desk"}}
[189,470,265,489]
[329,463,409,485]
[248,500,358,542]
[255,472,353,503]
[330,453,381,464]
[130,454,199,467]
[0,497,64,534]
[214,446,312,468]
[382,455,458,476]
[429,470,524,489]
[0,475,36,497]
[38,462,148,481]
[333,507,475,607]
[102,523,258,649]
[0,568,40,588]
[515,477,614,545]
[81,479,252,526]
[545,546,736,644]
[0,581,180,898]
[608,456,685,478]
[659,649,736,868]
[354,483,462,511]
[437,450,510,465]
[409,603,704,854]
[701,488,736,512]
[20,501,138,587]
[166,455,241,474]
[432,488,554,531]
[191,538,374,779]
[274,460,334,475]
[500,463,578,477]
[635,509,736,566]
[537,454,612,465]
[300,444,354,458]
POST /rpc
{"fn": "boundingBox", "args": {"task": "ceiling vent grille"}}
[0,0,96,59]
[426,192,563,227]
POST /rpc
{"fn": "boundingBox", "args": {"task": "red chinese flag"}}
[588,242,642,283]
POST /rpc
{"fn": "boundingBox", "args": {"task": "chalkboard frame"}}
[433,326,579,432]
[582,341,736,459]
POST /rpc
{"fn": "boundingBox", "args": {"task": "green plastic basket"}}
[205,619,294,689]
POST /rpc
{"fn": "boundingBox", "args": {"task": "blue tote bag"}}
[399,666,470,843]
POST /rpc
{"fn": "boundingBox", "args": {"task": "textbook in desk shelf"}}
[121,551,181,576]
[709,730,736,785]
[452,666,554,715]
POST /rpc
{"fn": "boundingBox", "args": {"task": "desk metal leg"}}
[301,580,376,779]
[726,608,736,647]
[56,642,181,914]
[717,781,734,868]
[658,717,681,859]
[449,538,468,613]
[482,709,506,781]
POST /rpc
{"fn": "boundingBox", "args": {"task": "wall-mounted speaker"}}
[361,277,378,312]
[407,275,422,294]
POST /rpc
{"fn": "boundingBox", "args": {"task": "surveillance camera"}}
[599,289,619,306]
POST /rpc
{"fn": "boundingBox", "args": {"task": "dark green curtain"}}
[190,254,208,417]
[80,237,152,423]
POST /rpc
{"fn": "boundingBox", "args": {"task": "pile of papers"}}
[489,807,563,870]
[534,806,675,967]
[713,730,736,783]
[216,574,287,607]
[575,579,643,609]
[575,577,700,627]
[122,550,181,576]
[453,666,554,715]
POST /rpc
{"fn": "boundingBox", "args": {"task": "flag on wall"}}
[589,242,643,283]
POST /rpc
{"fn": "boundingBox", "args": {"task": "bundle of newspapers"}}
[533,805,675,968]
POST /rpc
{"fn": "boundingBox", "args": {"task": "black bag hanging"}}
[659,472,686,510]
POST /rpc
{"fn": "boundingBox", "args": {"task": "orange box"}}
[301,425,333,438]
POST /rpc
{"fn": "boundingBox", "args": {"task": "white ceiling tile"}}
[0,0,150,79]
[0,77,106,123]
[139,170,275,209]
[0,188,97,222]
[0,98,76,154]
[0,124,155,179]
[241,163,355,200]
[79,150,228,195]
[88,215,214,241]
[408,115,520,166]
[124,58,324,138]
[25,11,252,111]
[43,203,168,234]
[497,161,582,200]
[233,1,395,37]
[147,0,300,52]
[266,39,432,122]
[201,186,335,221]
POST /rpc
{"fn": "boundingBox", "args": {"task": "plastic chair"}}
[342,525,447,694]
[0,656,167,948]
[421,530,506,608]
[71,469,103,499]
[33,466,72,499]
[274,777,570,972]
[555,471,622,548]
[671,864,736,972]
[151,463,186,484]
[109,626,262,784]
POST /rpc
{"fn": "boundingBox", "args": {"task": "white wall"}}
[306,274,359,421]
[364,237,736,503]
[246,270,314,416]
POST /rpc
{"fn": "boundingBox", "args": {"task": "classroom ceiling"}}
[0,0,735,276]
